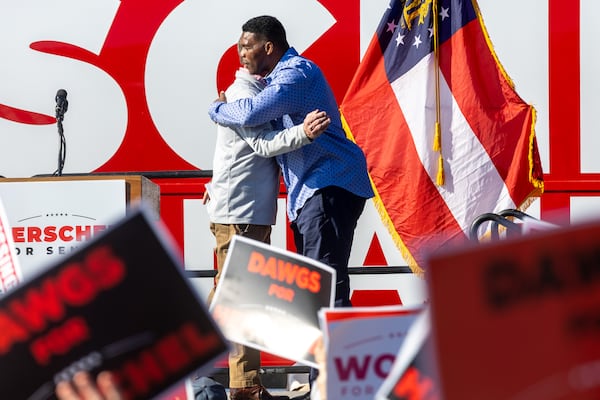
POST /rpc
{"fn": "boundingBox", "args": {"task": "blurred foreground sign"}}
[210,235,335,368]
[319,305,423,400]
[427,221,600,400]
[0,208,227,400]
[0,196,22,294]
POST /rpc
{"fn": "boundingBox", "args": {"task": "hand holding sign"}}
[0,208,228,400]
[55,371,124,400]
[210,235,336,368]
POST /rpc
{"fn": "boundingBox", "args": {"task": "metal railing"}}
[469,208,542,242]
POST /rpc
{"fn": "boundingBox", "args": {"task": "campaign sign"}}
[427,220,600,400]
[0,208,228,400]
[210,235,336,368]
[375,308,441,400]
[0,180,127,280]
[319,305,422,400]
[0,196,22,294]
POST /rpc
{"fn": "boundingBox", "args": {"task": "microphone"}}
[55,89,68,119]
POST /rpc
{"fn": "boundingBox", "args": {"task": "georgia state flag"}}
[340,0,544,274]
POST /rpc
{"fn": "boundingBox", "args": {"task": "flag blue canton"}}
[377,0,477,80]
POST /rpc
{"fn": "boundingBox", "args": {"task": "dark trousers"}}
[290,186,366,386]
[290,185,366,306]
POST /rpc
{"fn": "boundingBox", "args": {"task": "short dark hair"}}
[242,16,289,50]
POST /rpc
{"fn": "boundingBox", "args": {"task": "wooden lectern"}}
[0,174,160,217]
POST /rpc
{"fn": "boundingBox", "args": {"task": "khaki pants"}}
[208,222,271,389]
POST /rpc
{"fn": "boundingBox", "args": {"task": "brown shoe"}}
[229,385,289,400]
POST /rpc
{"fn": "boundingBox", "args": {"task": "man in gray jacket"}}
[204,66,329,400]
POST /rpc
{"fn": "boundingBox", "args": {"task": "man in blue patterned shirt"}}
[209,15,374,313]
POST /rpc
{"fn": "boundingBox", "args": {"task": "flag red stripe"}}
[440,20,538,205]
[343,46,465,268]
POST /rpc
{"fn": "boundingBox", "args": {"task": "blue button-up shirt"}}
[209,48,374,221]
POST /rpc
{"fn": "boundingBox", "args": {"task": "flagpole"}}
[432,0,444,186]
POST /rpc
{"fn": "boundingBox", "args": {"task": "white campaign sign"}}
[0,180,126,279]
[320,305,423,400]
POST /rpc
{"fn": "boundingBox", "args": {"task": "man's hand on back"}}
[303,110,330,140]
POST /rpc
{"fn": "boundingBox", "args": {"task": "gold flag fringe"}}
[473,0,545,207]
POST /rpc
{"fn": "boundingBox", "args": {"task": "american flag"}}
[340,0,544,274]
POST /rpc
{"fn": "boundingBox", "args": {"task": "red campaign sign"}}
[0,208,227,400]
[426,221,600,400]
[210,235,336,368]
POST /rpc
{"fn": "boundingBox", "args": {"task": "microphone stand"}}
[55,115,66,176]
[54,100,68,177]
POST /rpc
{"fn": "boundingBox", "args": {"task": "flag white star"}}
[396,33,405,46]
[440,7,450,21]
[428,27,434,37]
[413,34,422,48]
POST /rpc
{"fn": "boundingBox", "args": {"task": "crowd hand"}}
[202,190,210,204]
[313,336,327,400]
[303,110,330,140]
[55,371,124,400]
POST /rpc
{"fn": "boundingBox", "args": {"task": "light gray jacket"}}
[207,68,311,225]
